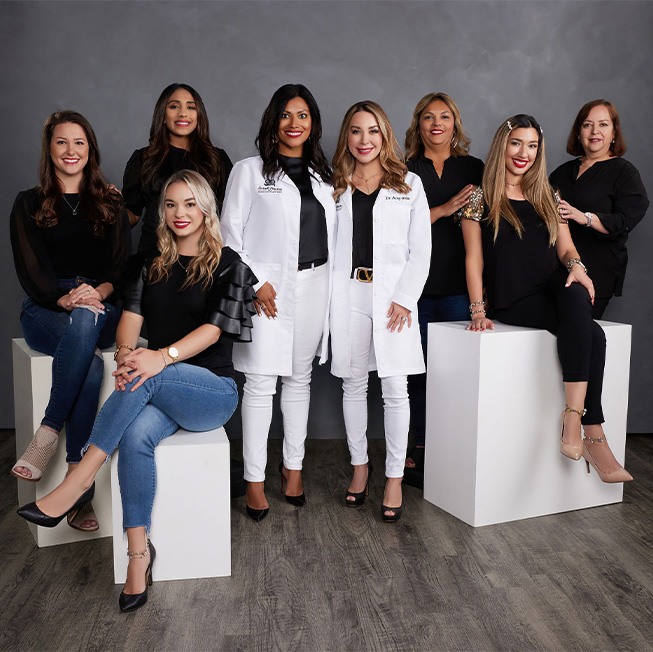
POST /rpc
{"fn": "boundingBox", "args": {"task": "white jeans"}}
[242,264,328,482]
[342,280,409,479]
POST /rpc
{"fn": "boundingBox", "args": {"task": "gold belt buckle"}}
[355,267,373,283]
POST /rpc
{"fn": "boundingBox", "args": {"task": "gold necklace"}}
[353,169,382,193]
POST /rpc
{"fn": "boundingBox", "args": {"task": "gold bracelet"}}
[159,349,168,368]
[471,309,486,317]
[114,344,134,361]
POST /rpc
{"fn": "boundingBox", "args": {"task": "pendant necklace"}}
[177,259,189,274]
[63,195,80,216]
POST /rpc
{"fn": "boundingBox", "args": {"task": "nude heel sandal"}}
[560,406,585,461]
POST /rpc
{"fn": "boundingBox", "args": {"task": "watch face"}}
[168,346,179,359]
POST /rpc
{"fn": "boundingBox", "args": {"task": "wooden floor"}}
[1,430,652,652]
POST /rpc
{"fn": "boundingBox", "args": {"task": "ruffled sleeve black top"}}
[407,154,484,296]
[10,187,131,310]
[478,200,560,313]
[549,157,649,298]
[123,145,233,252]
[122,246,258,378]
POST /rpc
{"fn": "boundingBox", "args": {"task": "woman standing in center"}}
[330,101,431,522]
[220,84,336,521]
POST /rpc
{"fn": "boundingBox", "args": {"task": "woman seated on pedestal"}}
[18,170,257,613]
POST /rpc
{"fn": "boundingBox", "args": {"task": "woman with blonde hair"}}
[461,114,632,484]
[330,101,431,521]
[403,92,484,477]
[18,169,257,612]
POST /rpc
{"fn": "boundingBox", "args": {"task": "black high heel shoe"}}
[17,483,95,528]
[279,462,306,506]
[245,482,270,522]
[119,539,156,613]
[381,505,403,523]
[345,462,373,507]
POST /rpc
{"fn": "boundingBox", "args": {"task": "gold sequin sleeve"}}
[458,185,485,222]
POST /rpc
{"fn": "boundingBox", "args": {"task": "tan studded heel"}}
[582,435,633,483]
[560,406,585,461]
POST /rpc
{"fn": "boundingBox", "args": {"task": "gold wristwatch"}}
[166,346,179,364]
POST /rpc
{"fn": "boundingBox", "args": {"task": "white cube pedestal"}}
[423,321,631,527]
[12,338,114,547]
[111,427,231,583]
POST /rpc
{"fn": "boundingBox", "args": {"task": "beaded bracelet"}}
[566,258,588,274]
[471,308,486,317]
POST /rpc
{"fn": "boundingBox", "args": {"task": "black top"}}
[352,188,380,270]
[407,154,484,296]
[549,157,649,298]
[279,155,328,266]
[481,200,560,313]
[10,187,131,310]
[123,145,233,252]
[122,246,258,378]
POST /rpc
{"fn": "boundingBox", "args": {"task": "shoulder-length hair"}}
[483,114,559,245]
[565,99,626,157]
[405,92,472,160]
[255,83,332,183]
[36,110,120,235]
[149,169,223,290]
[332,101,410,200]
[142,83,224,192]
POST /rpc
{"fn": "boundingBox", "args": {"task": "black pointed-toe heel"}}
[381,505,403,523]
[279,463,306,506]
[119,540,156,613]
[246,505,270,522]
[17,483,95,528]
[345,462,373,508]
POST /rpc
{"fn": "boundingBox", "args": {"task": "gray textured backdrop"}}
[0,1,651,436]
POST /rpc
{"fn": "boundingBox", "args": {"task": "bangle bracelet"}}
[471,309,486,317]
[469,300,486,309]
[584,212,593,227]
[114,344,134,361]
[566,258,588,274]
[159,349,168,368]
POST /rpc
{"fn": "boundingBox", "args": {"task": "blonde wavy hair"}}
[332,101,409,200]
[404,92,471,161]
[483,114,559,245]
[149,169,223,289]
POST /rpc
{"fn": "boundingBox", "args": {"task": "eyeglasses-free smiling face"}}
[579,105,614,160]
[165,88,197,145]
[347,110,383,165]
[504,127,539,182]
[419,100,455,150]
[164,181,205,252]
[277,97,312,157]
[50,122,89,184]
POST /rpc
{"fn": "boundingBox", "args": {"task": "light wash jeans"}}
[20,278,120,463]
[86,363,238,529]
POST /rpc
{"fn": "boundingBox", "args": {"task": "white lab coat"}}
[221,156,337,376]
[330,172,431,378]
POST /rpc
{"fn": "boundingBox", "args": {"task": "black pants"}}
[491,268,606,424]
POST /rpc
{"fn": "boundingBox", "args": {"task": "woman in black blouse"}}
[123,83,233,251]
[550,99,649,318]
[403,92,484,475]
[18,170,257,613]
[462,114,632,484]
[10,111,130,530]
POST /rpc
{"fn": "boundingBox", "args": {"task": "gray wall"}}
[1,0,651,435]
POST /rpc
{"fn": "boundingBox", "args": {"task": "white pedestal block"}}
[111,427,231,583]
[423,321,631,527]
[12,338,114,547]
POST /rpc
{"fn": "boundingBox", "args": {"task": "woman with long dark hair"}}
[220,83,336,521]
[403,92,484,476]
[18,170,257,613]
[10,110,130,530]
[330,101,431,522]
[550,99,649,318]
[123,83,232,251]
[462,114,632,484]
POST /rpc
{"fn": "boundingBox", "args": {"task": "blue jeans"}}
[407,294,469,447]
[86,363,238,530]
[20,279,120,463]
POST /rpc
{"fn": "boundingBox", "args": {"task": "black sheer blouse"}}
[122,246,257,378]
[10,187,131,310]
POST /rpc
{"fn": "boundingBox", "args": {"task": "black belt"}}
[351,267,373,282]
[298,258,327,271]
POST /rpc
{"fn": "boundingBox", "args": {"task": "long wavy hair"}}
[332,101,410,200]
[149,170,223,290]
[141,83,223,192]
[36,111,121,235]
[255,83,332,183]
[565,99,626,157]
[404,92,472,160]
[483,114,559,245]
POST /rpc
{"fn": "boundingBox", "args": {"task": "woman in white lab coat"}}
[221,84,336,521]
[330,101,431,522]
